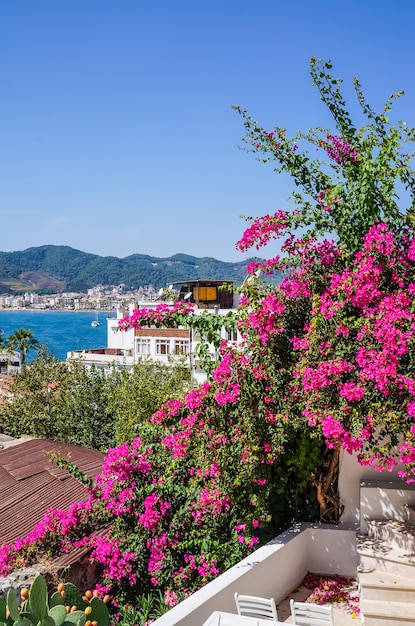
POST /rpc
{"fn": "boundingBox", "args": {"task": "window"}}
[226,329,238,342]
[174,340,189,355]
[193,286,217,301]
[136,338,151,355]
[156,339,170,356]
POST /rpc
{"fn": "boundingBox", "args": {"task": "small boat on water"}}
[91,314,99,328]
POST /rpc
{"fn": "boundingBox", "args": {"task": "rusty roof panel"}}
[0,466,16,488]
[1,439,103,472]
[0,438,104,546]
[1,474,55,508]
[51,526,110,570]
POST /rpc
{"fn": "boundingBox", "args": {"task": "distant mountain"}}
[0,245,257,293]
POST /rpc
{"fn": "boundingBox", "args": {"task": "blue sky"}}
[0,1,414,262]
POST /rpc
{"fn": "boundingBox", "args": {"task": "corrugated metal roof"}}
[0,438,104,546]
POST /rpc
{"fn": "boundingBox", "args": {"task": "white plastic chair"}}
[290,599,334,626]
[234,593,279,621]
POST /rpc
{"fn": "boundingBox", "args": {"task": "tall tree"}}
[0,351,192,452]
[109,357,193,444]
[0,351,118,450]
[6,328,40,364]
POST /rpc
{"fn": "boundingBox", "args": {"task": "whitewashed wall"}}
[338,449,415,531]
[153,524,357,626]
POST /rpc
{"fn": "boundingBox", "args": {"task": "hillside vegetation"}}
[0,245,253,293]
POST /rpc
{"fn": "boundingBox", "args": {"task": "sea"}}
[0,310,116,362]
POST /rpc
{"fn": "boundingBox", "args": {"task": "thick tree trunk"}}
[311,446,341,523]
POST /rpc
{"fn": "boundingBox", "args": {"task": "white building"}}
[67,280,240,381]
[0,350,22,374]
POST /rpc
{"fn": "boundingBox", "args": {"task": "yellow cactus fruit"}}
[20,588,29,600]
[84,606,93,616]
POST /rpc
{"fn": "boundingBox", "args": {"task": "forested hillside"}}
[0,245,254,293]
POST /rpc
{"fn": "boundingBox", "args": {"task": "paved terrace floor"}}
[276,579,362,624]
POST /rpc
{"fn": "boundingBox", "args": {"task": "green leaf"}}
[28,576,48,621]
[48,595,64,609]
[38,618,56,626]
[7,589,20,622]
[19,613,37,625]
[0,599,6,623]
[88,598,109,626]
[62,611,86,626]
[48,606,67,626]
[11,620,33,626]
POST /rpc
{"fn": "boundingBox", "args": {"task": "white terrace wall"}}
[107,317,134,351]
[153,524,357,626]
[338,449,415,532]
[153,451,415,626]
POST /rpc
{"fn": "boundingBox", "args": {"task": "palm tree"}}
[6,328,40,364]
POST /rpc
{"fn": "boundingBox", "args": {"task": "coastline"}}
[0,308,116,313]
[0,310,113,361]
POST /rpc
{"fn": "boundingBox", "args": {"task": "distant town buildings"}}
[0,281,241,382]
[67,280,241,382]
[0,284,160,311]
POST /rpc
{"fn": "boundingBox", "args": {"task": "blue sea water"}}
[0,311,116,362]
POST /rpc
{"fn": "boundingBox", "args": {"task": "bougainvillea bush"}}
[0,59,414,618]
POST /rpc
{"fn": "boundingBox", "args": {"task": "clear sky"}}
[0,1,414,262]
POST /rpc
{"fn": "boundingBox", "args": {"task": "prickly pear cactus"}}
[59,584,109,626]
[0,575,109,626]
[48,593,64,609]
[47,605,67,626]
[86,597,109,626]
[7,586,20,621]
[27,572,48,621]
[0,597,7,623]
[60,585,84,613]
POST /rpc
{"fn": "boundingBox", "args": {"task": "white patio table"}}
[202,611,286,626]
